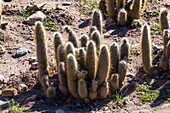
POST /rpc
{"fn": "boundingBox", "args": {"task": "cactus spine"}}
[131,0,142,19]
[118,60,127,85]
[34,21,50,93]
[110,74,119,92]
[86,41,97,81]
[160,8,169,33]
[120,38,130,60]
[99,82,109,100]
[57,44,66,63]
[91,30,101,55]
[96,45,110,85]
[117,8,127,26]
[107,0,116,20]
[163,29,170,53]
[141,23,159,75]
[92,9,103,34]
[65,42,75,55]
[54,32,63,67]
[116,0,125,9]
[80,34,89,49]
[78,48,86,70]
[110,42,119,74]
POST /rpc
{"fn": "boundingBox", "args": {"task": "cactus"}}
[46,86,56,99]
[110,42,119,74]
[89,26,97,37]
[120,38,130,61]
[99,82,109,100]
[57,44,65,63]
[96,45,110,85]
[106,0,116,20]
[80,34,89,49]
[159,54,169,71]
[91,9,103,34]
[162,29,170,53]
[39,70,49,92]
[160,8,169,33]
[89,79,98,100]
[0,0,3,25]
[130,0,142,19]
[110,74,119,92]
[64,26,79,48]
[67,54,79,98]
[78,48,86,70]
[86,41,97,81]
[118,60,127,86]
[117,8,127,25]
[65,42,75,55]
[141,23,159,75]
[116,0,125,9]
[166,40,170,59]
[91,30,101,55]
[54,32,63,67]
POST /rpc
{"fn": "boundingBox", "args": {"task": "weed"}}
[152,24,161,31]
[130,47,134,54]
[55,3,60,6]
[66,19,73,25]
[43,18,57,31]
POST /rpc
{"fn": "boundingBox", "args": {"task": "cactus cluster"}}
[141,8,170,75]
[100,0,146,25]
[34,9,130,101]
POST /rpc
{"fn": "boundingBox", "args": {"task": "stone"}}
[18,84,28,93]
[0,44,6,54]
[31,62,38,70]
[4,0,12,2]
[62,2,71,6]
[0,74,4,85]
[24,11,46,25]
[26,3,46,12]
[26,57,37,63]
[1,88,17,97]
[131,19,142,28]
[15,48,28,56]
[56,109,65,113]
[123,97,130,105]
[152,43,161,54]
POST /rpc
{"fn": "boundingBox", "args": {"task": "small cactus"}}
[54,32,63,67]
[91,9,103,34]
[159,54,169,71]
[86,41,97,81]
[99,82,109,100]
[65,42,75,55]
[120,38,130,61]
[131,0,142,19]
[96,45,110,85]
[89,26,97,37]
[116,0,125,9]
[39,70,49,92]
[110,42,119,74]
[118,60,127,86]
[141,23,159,75]
[162,29,170,53]
[160,8,169,33]
[117,8,127,25]
[57,44,66,63]
[46,86,56,99]
[67,54,79,98]
[110,74,119,92]
[78,48,86,70]
[106,0,116,20]
[80,34,89,49]
[166,40,170,59]
[64,26,79,48]
[89,79,98,100]
[91,30,101,55]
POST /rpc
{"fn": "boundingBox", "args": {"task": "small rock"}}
[26,3,46,12]
[56,109,65,113]
[76,103,81,108]
[62,2,71,6]
[131,19,142,28]
[104,34,109,38]
[0,74,4,85]
[0,44,6,54]
[31,62,38,70]
[1,88,17,97]
[134,102,142,106]
[25,11,46,25]
[56,6,64,10]
[18,84,28,93]
[16,48,28,56]
[26,57,37,63]
[123,97,130,105]
[152,43,161,54]
[4,0,12,2]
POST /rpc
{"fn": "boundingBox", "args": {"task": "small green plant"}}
[43,18,57,31]
[152,24,161,31]
[130,47,134,54]
[113,92,124,107]
[55,3,60,6]
[66,19,73,25]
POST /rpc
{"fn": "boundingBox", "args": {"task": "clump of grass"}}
[43,18,57,31]
[112,92,125,107]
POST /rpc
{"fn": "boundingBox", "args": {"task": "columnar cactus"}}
[116,0,125,9]
[120,38,130,60]
[64,26,79,48]
[86,41,97,81]
[57,44,66,63]
[118,60,127,86]
[117,8,127,25]
[92,9,103,34]
[96,45,110,85]
[78,48,86,70]
[67,54,79,98]
[110,74,119,92]
[91,30,101,55]
[106,0,116,20]
[166,40,170,59]
[80,34,89,49]
[89,26,97,37]
[130,0,142,19]
[54,32,63,67]
[141,23,159,75]
[110,42,119,74]
[99,82,109,100]
[160,8,169,33]
[65,42,75,55]
[89,79,98,100]
[162,29,170,53]
[159,54,169,71]
[46,86,56,99]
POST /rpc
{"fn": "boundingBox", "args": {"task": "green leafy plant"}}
[66,19,73,25]
[43,18,57,31]
[152,24,161,31]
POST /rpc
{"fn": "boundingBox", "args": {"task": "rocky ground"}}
[0,0,170,113]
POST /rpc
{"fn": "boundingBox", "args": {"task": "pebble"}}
[31,62,38,70]
[76,103,81,108]
[62,2,71,6]
[0,74,4,85]
[0,44,6,54]
[26,57,37,63]
[123,97,130,105]
[131,19,142,28]
[18,84,28,93]
[16,48,28,56]
[56,109,65,113]
[1,88,17,97]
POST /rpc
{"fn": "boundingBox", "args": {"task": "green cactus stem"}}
[160,8,169,33]
[120,38,130,60]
